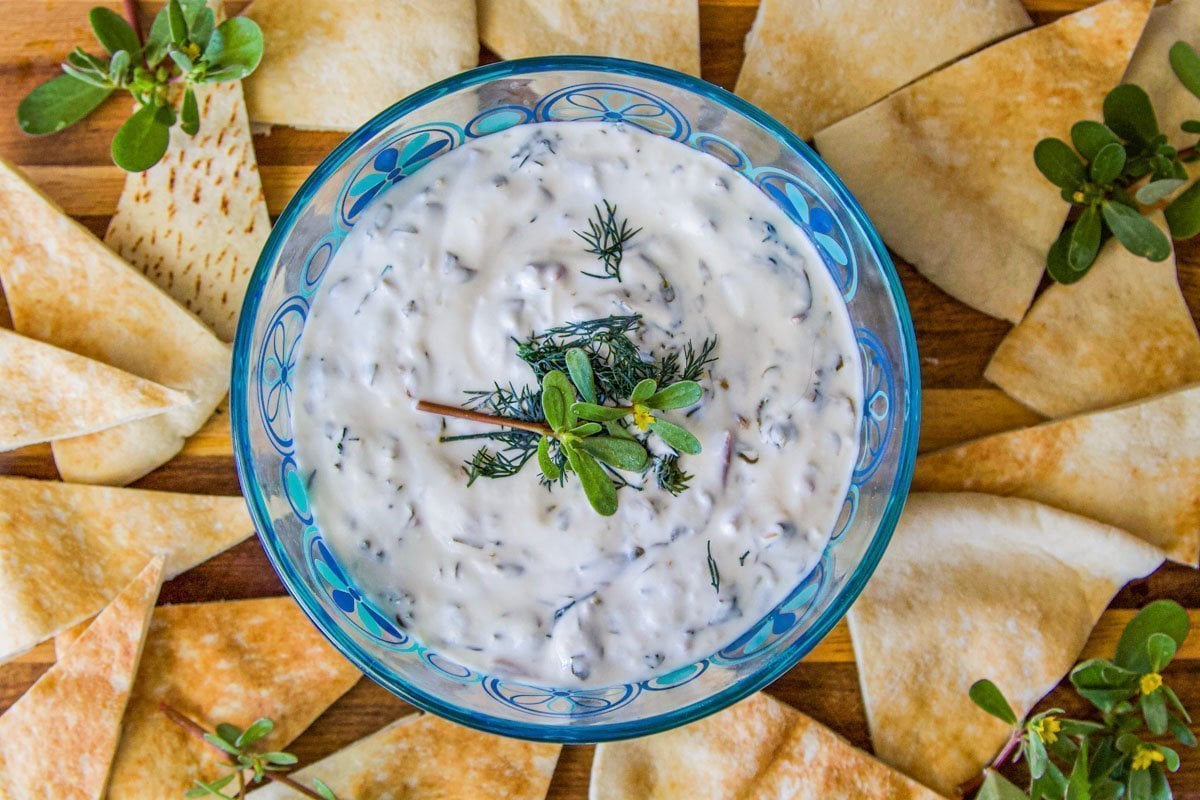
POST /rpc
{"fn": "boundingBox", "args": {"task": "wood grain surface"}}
[0,1,1197,798]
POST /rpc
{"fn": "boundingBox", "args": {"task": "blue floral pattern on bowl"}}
[234,58,919,743]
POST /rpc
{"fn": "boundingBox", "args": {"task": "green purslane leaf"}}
[203,17,264,80]
[650,419,701,455]
[645,380,703,410]
[1027,728,1050,779]
[236,717,275,747]
[1142,688,1169,736]
[1103,84,1160,145]
[565,422,602,437]
[630,378,657,404]
[1162,683,1192,723]
[540,372,571,432]
[977,770,1032,800]
[89,7,140,57]
[144,9,172,67]
[1071,120,1122,161]
[108,50,131,86]
[565,348,597,404]
[111,103,172,172]
[1068,205,1102,273]
[1047,224,1087,284]
[1065,737,1090,800]
[1149,767,1172,800]
[1101,201,1171,261]
[1147,632,1178,672]
[1165,178,1200,239]
[1115,600,1190,673]
[536,436,560,480]
[564,445,617,516]
[575,435,649,471]
[1128,767,1151,800]
[571,402,628,422]
[969,679,1018,724]
[1090,142,1126,185]
[1167,712,1197,747]
[181,87,200,136]
[203,732,241,756]
[214,722,242,745]
[1136,178,1186,205]
[189,6,216,51]
[1071,658,1139,689]
[169,47,195,73]
[1182,119,1200,134]
[261,751,299,766]
[167,0,189,46]
[17,74,111,135]
[1034,137,1087,190]
[1170,41,1200,101]
[313,778,339,800]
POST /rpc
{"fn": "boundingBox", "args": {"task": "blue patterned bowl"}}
[231,56,920,743]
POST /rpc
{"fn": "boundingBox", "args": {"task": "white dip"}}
[294,122,862,687]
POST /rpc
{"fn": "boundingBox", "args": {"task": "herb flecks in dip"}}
[294,122,863,686]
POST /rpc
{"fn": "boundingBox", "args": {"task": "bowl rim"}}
[232,54,921,743]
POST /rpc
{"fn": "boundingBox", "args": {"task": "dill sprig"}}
[574,201,641,282]
[653,453,693,496]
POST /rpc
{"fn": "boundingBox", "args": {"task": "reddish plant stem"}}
[416,399,554,437]
[957,729,1023,797]
[122,0,144,46]
[159,703,327,800]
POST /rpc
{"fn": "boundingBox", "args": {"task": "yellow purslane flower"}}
[1141,672,1163,695]
[1131,746,1165,771]
[633,405,655,431]
[1030,716,1062,744]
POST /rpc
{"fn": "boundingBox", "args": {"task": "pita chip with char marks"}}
[480,0,700,76]
[0,557,164,800]
[985,214,1200,419]
[242,0,478,131]
[0,157,230,486]
[1123,0,1200,151]
[0,476,251,664]
[848,493,1164,796]
[0,326,188,453]
[251,712,561,800]
[736,0,1030,140]
[912,384,1200,565]
[815,0,1153,323]
[104,597,362,800]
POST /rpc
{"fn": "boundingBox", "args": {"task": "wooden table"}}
[0,1,1197,797]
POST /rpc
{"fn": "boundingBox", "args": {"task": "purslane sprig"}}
[17,0,263,172]
[1035,42,1200,282]
[968,601,1194,800]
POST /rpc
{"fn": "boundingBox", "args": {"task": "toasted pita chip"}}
[849,493,1163,795]
[590,692,799,799]
[735,0,1029,140]
[0,477,251,663]
[0,557,163,800]
[105,80,270,341]
[0,157,230,485]
[740,709,948,800]
[480,0,699,76]
[251,713,561,799]
[814,0,1152,322]
[0,327,187,452]
[913,385,1200,564]
[1124,0,1200,150]
[985,215,1200,418]
[54,618,91,659]
[105,597,361,799]
[242,0,478,131]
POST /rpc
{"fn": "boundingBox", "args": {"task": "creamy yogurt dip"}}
[293,122,862,687]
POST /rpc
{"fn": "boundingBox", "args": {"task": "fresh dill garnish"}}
[707,540,720,593]
[653,453,693,496]
[574,200,641,282]
[739,550,750,566]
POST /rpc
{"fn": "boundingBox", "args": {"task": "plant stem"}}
[159,703,328,800]
[122,0,144,46]
[416,400,553,436]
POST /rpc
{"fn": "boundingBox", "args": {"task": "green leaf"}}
[1104,84,1160,145]
[1147,632,1177,672]
[537,436,560,480]
[969,679,1018,724]
[575,436,649,471]
[571,402,628,422]
[1090,781,1123,800]
[1033,762,1069,800]
[1136,179,1186,205]
[605,420,636,440]
[110,103,171,172]
[1165,178,1200,238]
[1077,687,1138,713]
[261,751,298,766]
[214,723,242,745]
[645,381,703,410]
[236,717,275,747]
[1028,729,1050,779]
[541,371,573,431]
[630,378,657,404]
[977,770,1033,800]
[1071,658,1139,689]
[1142,688,1169,736]
[1182,119,1200,134]
[1149,767,1171,800]
[1167,712,1197,747]
[1091,142,1127,185]
[1116,601,1190,672]
[17,74,112,135]
[169,47,195,73]
[203,732,240,756]
[1047,224,1088,284]
[89,7,141,57]
[313,778,339,800]
[1171,41,1200,100]
[1128,768,1151,800]
[1102,201,1172,261]
[189,6,216,51]
[181,87,199,135]
[1072,120,1122,161]
[1066,737,1090,800]
[1162,683,1191,723]
[167,0,189,45]
[61,61,112,89]
[108,50,131,86]
[566,422,602,437]
[1157,745,1181,772]
[650,419,701,455]
[564,446,617,516]
[144,9,172,66]
[202,17,264,79]
[1069,205,1102,272]
[1034,137,1087,190]
[565,348,597,404]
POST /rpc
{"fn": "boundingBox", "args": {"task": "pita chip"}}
[848,493,1163,795]
[0,157,230,485]
[1124,0,1200,150]
[0,326,187,452]
[814,0,1153,322]
[105,79,270,341]
[736,0,1029,140]
[243,0,478,131]
[985,215,1200,418]
[0,476,251,663]
[913,384,1200,564]
[590,692,799,800]
[105,597,361,799]
[251,713,561,799]
[0,557,163,800]
[480,0,700,76]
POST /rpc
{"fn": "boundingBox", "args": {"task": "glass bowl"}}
[231,56,920,743]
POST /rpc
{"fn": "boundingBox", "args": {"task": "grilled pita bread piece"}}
[1124,0,1200,150]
